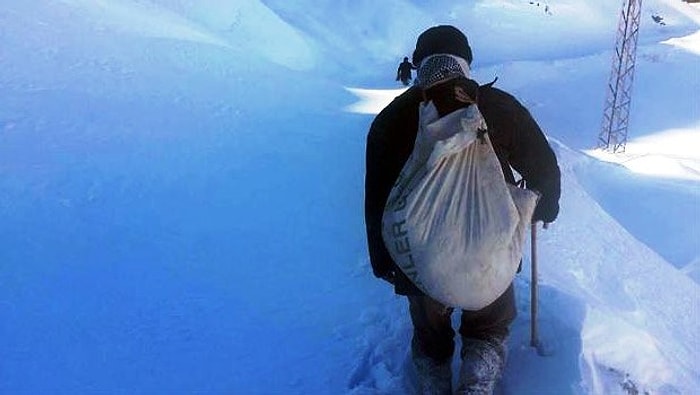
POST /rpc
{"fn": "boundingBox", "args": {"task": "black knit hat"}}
[412,25,473,67]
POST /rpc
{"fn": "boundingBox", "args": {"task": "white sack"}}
[382,102,539,310]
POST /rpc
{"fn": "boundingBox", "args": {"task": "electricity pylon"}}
[599,0,643,153]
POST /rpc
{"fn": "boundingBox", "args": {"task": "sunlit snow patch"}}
[662,30,700,56]
[585,127,700,181]
[344,87,409,114]
[581,307,678,395]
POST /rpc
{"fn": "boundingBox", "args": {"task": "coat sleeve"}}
[364,120,396,278]
[508,105,561,223]
[482,91,561,223]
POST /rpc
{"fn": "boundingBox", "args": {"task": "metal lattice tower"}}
[599,0,643,153]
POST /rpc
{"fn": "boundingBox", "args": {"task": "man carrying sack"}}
[364,25,561,394]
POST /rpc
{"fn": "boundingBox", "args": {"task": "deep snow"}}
[1,1,699,394]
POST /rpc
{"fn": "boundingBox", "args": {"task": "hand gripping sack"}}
[381,101,539,310]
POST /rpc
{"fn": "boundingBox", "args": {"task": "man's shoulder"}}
[374,87,422,123]
[477,82,532,122]
[478,83,521,108]
[368,88,422,143]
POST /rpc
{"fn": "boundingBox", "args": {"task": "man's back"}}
[365,79,561,292]
[369,81,557,186]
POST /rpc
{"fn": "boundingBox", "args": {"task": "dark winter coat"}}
[364,80,561,295]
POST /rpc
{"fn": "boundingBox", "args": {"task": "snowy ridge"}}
[1,0,698,394]
[58,0,233,48]
[544,142,700,394]
[15,0,315,71]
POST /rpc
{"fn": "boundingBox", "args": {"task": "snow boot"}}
[412,340,453,395]
[455,336,506,395]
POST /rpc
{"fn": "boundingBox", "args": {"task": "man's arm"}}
[480,88,561,223]
[365,121,396,279]
[508,106,561,223]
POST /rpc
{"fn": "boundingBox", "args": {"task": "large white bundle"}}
[382,101,539,310]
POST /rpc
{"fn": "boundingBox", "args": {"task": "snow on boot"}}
[412,343,453,395]
[455,337,506,395]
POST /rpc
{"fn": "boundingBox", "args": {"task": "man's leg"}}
[407,294,455,395]
[456,284,516,395]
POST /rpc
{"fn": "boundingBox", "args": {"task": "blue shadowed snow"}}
[1,1,699,394]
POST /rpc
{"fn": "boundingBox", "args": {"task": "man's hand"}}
[532,197,559,224]
[531,220,551,229]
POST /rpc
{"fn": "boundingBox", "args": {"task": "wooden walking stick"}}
[530,222,539,349]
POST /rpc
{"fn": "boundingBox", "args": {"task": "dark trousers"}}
[407,284,516,363]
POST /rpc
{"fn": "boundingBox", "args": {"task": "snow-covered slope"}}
[263,0,700,79]
[1,0,698,394]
